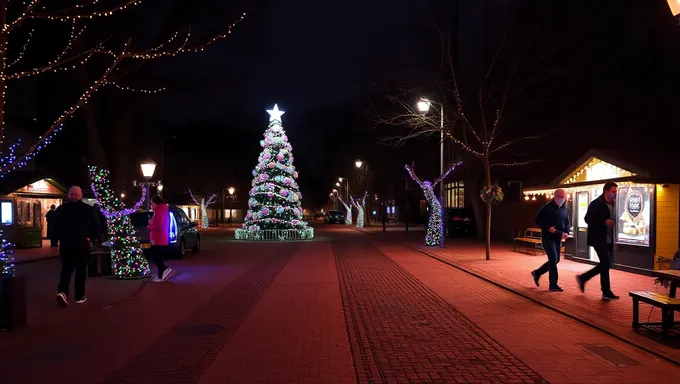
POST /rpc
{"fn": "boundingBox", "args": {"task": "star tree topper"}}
[267,104,286,123]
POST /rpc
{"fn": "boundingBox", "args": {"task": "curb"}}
[406,244,680,368]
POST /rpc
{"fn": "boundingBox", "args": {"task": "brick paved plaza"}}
[1,226,679,383]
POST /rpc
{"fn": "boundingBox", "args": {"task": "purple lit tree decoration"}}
[88,166,151,279]
[337,195,353,225]
[189,188,217,229]
[350,192,368,229]
[405,161,462,247]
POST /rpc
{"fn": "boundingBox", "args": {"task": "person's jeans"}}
[57,242,91,299]
[535,239,561,288]
[581,243,613,294]
[146,246,168,278]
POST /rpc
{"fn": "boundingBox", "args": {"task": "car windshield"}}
[129,212,153,227]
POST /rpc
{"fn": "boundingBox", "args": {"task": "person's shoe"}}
[75,297,87,304]
[56,293,68,308]
[549,286,564,292]
[575,275,585,293]
[162,268,174,281]
[152,277,164,283]
[602,293,620,301]
[531,270,540,287]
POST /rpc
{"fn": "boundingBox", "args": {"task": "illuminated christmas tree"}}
[405,161,461,247]
[235,104,314,240]
[88,166,151,279]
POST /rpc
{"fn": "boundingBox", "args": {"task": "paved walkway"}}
[1,227,679,383]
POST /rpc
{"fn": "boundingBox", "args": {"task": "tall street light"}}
[337,177,349,202]
[222,186,236,226]
[134,158,161,211]
[355,160,371,227]
[416,97,446,248]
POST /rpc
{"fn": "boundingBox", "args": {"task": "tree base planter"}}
[0,275,27,331]
[234,228,314,241]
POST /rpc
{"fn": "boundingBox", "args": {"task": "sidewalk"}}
[14,240,59,264]
[394,239,680,365]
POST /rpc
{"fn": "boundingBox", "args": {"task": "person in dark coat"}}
[576,181,620,300]
[52,186,100,307]
[45,204,58,249]
[532,189,570,292]
[92,203,108,243]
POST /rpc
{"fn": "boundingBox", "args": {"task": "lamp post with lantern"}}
[222,186,236,226]
[133,158,162,211]
[415,97,446,248]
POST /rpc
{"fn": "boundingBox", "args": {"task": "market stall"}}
[522,150,679,274]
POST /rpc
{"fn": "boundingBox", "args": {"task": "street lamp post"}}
[337,177,349,203]
[222,186,236,226]
[417,97,446,248]
[133,158,161,211]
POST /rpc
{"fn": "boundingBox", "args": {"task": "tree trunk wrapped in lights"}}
[405,161,462,247]
[189,189,217,228]
[350,192,368,229]
[89,166,151,279]
[337,196,353,225]
[0,229,14,276]
[236,104,314,241]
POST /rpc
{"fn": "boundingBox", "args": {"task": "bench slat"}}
[630,291,680,306]
[514,238,542,244]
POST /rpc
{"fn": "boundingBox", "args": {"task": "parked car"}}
[324,210,345,224]
[445,208,476,238]
[129,206,200,258]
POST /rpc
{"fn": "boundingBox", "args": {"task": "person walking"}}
[576,182,620,300]
[45,204,58,249]
[147,195,176,282]
[531,189,570,292]
[53,186,100,307]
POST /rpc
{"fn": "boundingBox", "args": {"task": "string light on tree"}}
[0,229,15,276]
[88,166,150,279]
[337,195,353,225]
[0,0,247,177]
[107,81,166,94]
[350,192,368,229]
[405,161,462,247]
[189,189,217,229]
[235,103,314,241]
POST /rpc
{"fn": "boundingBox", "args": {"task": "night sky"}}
[6,0,680,207]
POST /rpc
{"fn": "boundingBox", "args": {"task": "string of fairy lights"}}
[0,0,247,176]
[405,161,461,247]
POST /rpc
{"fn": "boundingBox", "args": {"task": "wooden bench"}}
[513,228,544,255]
[630,291,680,339]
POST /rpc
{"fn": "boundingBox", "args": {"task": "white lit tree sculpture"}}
[337,195,353,225]
[350,192,368,229]
[0,1,246,275]
[405,161,462,247]
[189,189,217,229]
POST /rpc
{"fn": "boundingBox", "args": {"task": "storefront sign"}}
[15,179,63,195]
[615,184,652,247]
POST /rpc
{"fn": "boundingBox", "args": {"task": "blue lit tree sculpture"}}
[405,161,462,247]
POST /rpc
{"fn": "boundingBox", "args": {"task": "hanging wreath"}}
[480,184,504,204]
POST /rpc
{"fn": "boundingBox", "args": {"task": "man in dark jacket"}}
[45,204,57,249]
[576,181,619,300]
[52,186,100,307]
[532,189,570,291]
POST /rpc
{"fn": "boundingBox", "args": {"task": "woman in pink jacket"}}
[147,195,176,282]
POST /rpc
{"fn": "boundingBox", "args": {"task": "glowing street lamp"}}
[355,160,363,169]
[140,158,157,180]
[668,0,680,16]
[228,186,235,196]
[416,98,432,113]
